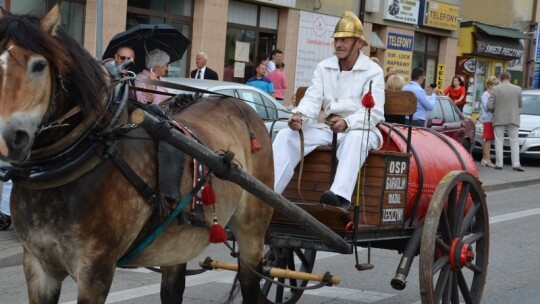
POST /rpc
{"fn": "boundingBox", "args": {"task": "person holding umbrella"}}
[134,48,171,105]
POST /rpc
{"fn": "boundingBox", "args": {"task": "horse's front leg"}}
[160,263,187,304]
[22,248,66,304]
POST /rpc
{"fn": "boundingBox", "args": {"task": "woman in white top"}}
[480,76,500,167]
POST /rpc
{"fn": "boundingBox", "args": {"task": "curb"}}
[482,178,540,193]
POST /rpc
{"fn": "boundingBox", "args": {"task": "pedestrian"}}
[190,52,219,80]
[402,67,439,127]
[266,49,283,74]
[267,62,288,103]
[487,71,524,171]
[273,11,385,209]
[444,76,466,112]
[479,76,500,167]
[246,62,275,97]
[385,66,396,81]
[134,48,171,105]
[384,74,407,124]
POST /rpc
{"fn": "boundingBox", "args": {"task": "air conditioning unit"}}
[365,0,381,13]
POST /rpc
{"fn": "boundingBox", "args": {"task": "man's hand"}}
[288,113,302,131]
[327,116,347,133]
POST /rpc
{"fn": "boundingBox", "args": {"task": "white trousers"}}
[494,124,520,168]
[273,126,379,200]
[0,180,12,216]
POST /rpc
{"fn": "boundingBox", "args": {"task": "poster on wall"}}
[385,32,414,82]
[294,11,339,91]
[383,0,420,25]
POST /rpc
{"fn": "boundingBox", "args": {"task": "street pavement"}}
[1,159,539,266]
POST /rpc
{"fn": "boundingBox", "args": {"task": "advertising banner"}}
[383,0,420,25]
[385,33,414,81]
[294,11,339,91]
[422,0,459,31]
[436,64,445,89]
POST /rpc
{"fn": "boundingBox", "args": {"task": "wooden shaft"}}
[132,109,352,254]
[199,260,340,285]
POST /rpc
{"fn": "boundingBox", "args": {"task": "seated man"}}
[272,11,385,209]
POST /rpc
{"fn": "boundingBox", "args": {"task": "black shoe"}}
[513,167,525,172]
[320,191,350,209]
[494,166,502,170]
[0,211,11,231]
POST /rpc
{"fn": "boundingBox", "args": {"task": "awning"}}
[369,32,385,49]
[475,22,530,40]
[471,32,523,60]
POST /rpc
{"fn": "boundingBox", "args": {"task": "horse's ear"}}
[41,4,61,36]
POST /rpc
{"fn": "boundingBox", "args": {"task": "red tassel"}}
[361,80,375,109]
[201,183,216,206]
[209,216,227,243]
[250,132,262,152]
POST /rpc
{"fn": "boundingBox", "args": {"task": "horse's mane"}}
[0,10,107,117]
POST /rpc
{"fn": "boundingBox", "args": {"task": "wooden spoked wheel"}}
[260,246,317,304]
[419,170,489,304]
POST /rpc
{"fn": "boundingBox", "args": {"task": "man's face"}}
[196,55,207,69]
[115,47,135,66]
[274,53,283,64]
[333,37,361,59]
[256,63,266,77]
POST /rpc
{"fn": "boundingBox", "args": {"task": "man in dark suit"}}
[190,52,219,80]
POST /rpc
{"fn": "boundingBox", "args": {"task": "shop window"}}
[225,1,278,83]
[412,32,439,86]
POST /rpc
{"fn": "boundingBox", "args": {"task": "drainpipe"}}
[95,0,104,59]
[359,0,366,23]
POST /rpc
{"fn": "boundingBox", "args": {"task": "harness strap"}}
[117,176,207,266]
[104,145,157,202]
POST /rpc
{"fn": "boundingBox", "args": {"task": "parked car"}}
[473,89,540,159]
[161,78,290,140]
[425,95,476,153]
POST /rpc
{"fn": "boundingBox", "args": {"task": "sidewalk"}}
[2,160,539,264]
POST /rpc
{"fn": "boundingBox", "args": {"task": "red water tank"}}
[378,123,479,224]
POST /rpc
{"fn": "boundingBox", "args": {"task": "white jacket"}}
[295,52,385,144]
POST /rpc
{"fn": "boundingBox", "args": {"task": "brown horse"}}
[0,5,273,304]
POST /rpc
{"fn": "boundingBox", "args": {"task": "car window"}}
[440,99,459,122]
[260,96,278,119]
[214,89,236,98]
[429,100,443,119]
[237,89,268,118]
[521,94,540,115]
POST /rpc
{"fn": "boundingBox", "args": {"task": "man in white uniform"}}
[273,11,385,208]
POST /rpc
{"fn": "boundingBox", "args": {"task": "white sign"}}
[234,41,250,62]
[384,0,420,25]
[294,11,340,92]
[383,208,404,222]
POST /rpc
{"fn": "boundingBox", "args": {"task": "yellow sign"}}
[385,33,414,82]
[436,64,446,89]
[423,0,459,31]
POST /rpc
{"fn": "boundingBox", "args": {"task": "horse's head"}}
[0,5,107,163]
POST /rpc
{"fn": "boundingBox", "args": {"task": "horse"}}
[0,5,273,304]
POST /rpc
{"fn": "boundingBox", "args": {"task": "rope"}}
[117,176,207,266]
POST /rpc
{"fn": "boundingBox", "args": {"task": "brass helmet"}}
[333,11,367,44]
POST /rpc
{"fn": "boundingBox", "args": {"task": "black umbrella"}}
[103,24,191,73]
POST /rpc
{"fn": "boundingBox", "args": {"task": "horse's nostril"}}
[13,130,30,148]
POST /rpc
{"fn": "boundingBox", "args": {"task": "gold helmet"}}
[333,11,367,44]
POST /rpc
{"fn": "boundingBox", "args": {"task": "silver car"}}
[473,89,540,158]
[161,78,290,140]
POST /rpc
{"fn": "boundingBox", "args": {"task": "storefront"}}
[457,21,529,118]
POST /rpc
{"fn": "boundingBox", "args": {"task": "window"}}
[127,0,193,78]
[225,1,278,83]
[441,99,458,122]
[412,32,439,86]
[430,100,443,119]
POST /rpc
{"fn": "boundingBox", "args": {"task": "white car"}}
[162,78,290,140]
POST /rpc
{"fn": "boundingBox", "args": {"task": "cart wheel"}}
[260,246,317,304]
[419,171,489,304]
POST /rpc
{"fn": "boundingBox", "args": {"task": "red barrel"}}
[378,124,479,224]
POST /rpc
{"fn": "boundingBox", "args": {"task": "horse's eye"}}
[32,61,47,73]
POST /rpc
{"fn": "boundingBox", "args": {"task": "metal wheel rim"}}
[419,170,489,304]
[260,246,317,304]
